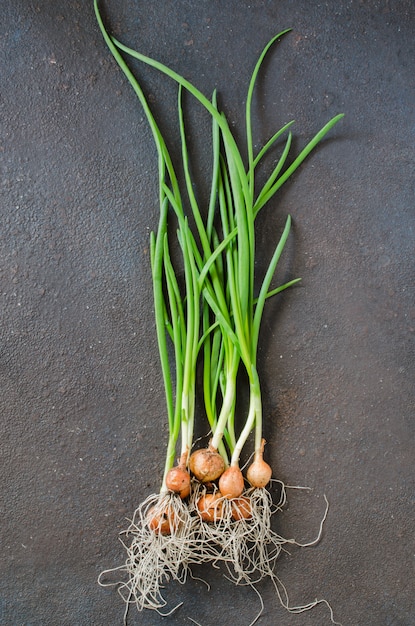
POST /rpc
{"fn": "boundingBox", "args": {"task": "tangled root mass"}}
[98,492,200,616]
[99,484,339,624]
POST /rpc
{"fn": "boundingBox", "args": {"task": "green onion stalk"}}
[95,0,201,495]
[95,1,343,621]
[95,1,213,615]
[185,42,343,493]
[96,6,342,477]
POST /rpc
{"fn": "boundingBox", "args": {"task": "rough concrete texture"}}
[1,1,414,625]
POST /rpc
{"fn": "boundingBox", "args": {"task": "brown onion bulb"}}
[246,439,272,488]
[218,466,245,499]
[197,492,224,522]
[231,496,252,521]
[189,446,225,482]
[147,505,176,535]
[165,466,191,499]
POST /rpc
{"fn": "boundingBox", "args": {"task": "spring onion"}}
[94,1,343,623]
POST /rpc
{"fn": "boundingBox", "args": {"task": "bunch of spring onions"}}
[95,1,343,623]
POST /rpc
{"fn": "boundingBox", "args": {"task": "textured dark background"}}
[1,1,414,625]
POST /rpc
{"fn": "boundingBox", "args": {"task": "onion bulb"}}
[231,496,252,521]
[197,492,224,522]
[189,445,225,483]
[165,466,191,499]
[147,505,176,535]
[218,466,244,499]
[246,438,272,488]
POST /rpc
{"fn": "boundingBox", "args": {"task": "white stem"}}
[231,391,259,466]
[210,377,236,451]
[231,366,261,466]
[181,394,191,458]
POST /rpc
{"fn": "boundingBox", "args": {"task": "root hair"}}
[98,492,199,619]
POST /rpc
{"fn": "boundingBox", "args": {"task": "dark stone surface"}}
[1,1,414,625]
